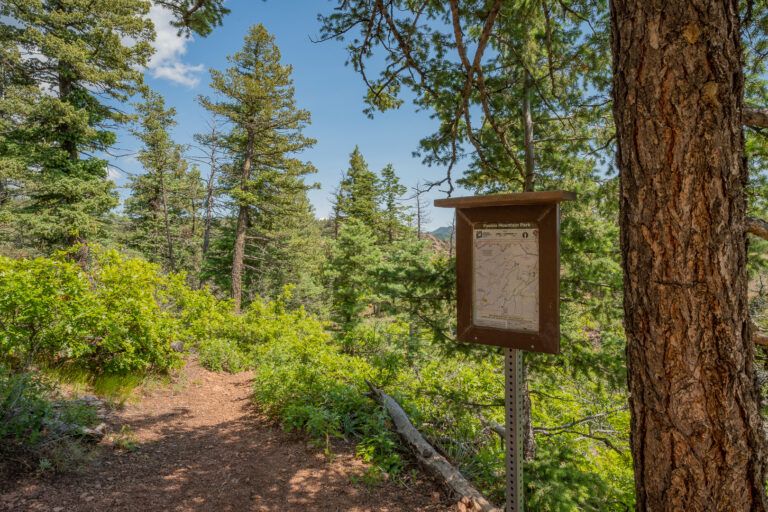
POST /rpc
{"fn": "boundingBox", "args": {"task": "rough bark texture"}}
[610,1,767,510]
[231,133,254,313]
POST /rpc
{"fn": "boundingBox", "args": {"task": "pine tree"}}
[378,164,408,243]
[613,1,767,507]
[0,0,155,249]
[333,147,381,232]
[154,0,229,37]
[325,219,382,328]
[200,24,315,312]
[245,188,324,311]
[125,92,203,274]
[0,39,31,252]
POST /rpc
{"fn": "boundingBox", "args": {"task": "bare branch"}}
[533,407,628,435]
[747,217,768,240]
[744,108,768,128]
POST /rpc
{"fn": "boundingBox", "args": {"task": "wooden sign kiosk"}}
[435,191,574,512]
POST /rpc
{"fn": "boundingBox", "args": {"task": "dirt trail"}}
[1,360,449,511]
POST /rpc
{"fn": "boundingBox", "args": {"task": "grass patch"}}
[48,366,146,405]
[110,425,139,452]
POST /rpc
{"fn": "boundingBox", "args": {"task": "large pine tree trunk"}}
[231,133,255,313]
[610,1,767,509]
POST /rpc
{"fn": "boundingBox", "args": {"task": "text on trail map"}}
[472,223,539,333]
[436,191,572,352]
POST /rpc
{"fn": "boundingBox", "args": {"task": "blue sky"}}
[113,0,468,229]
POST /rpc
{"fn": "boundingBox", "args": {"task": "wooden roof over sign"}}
[434,191,576,209]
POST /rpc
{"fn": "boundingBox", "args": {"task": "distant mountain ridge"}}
[430,226,453,241]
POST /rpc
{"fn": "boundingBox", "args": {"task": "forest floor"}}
[0,360,450,511]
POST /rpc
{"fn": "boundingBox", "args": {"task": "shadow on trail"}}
[1,386,442,512]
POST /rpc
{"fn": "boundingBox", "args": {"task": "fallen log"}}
[44,419,107,443]
[366,382,502,512]
[749,323,768,347]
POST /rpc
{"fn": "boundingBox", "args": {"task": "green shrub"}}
[86,249,182,374]
[197,338,248,373]
[177,286,328,373]
[0,256,95,369]
[0,367,53,450]
[0,248,183,376]
[251,312,405,475]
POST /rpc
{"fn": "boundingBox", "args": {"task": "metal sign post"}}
[435,191,574,512]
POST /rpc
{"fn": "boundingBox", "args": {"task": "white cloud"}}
[107,166,123,182]
[151,61,205,87]
[147,5,204,87]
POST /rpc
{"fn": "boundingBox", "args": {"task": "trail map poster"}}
[435,190,571,352]
[472,222,539,333]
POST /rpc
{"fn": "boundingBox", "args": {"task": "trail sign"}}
[435,191,574,512]
[435,191,574,354]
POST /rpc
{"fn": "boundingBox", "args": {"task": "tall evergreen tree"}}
[325,219,382,328]
[612,1,767,507]
[332,147,380,234]
[0,39,31,253]
[200,24,315,312]
[378,163,408,243]
[0,0,155,249]
[244,187,324,310]
[125,92,203,274]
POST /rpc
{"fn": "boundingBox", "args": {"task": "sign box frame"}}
[435,191,574,354]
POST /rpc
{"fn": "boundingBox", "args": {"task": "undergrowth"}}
[0,248,634,507]
[0,366,99,474]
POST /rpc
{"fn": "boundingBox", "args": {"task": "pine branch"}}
[532,407,628,435]
[747,217,768,240]
[744,108,768,128]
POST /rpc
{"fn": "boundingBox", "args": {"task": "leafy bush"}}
[251,312,405,475]
[0,256,95,369]
[0,248,182,375]
[85,249,181,374]
[197,337,248,373]
[169,283,314,372]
